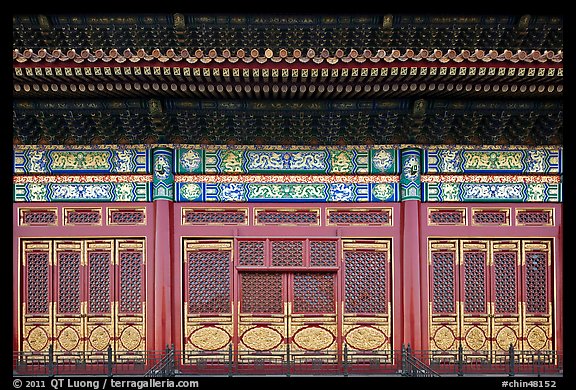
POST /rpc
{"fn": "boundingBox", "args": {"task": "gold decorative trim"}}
[107,207,147,226]
[181,207,248,226]
[254,207,320,226]
[515,208,554,227]
[427,207,467,226]
[326,207,393,226]
[63,207,102,226]
[471,207,511,226]
[18,207,58,227]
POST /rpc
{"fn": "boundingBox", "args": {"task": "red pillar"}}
[401,199,422,350]
[154,200,173,350]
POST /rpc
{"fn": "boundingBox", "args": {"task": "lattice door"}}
[429,240,460,354]
[460,240,491,358]
[183,239,233,358]
[238,272,287,363]
[20,239,146,355]
[116,240,146,355]
[522,240,553,352]
[491,240,522,353]
[429,239,554,357]
[342,240,392,358]
[290,272,338,359]
[85,240,115,355]
[53,241,84,355]
[21,241,53,356]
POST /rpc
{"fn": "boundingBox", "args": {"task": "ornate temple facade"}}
[13,14,562,376]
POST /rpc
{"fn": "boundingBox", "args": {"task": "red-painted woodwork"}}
[13,201,562,366]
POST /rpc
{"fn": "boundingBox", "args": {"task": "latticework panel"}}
[238,241,265,266]
[119,252,142,313]
[516,211,551,225]
[310,241,337,267]
[328,210,390,225]
[271,240,303,266]
[429,210,464,225]
[344,251,387,313]
[493,252,517,314]
[431,252,456,313]
[57,252,81,314]
[109,210,146,224]
[240,272,283,314]
[463,252,486,313]
[66,210,101,225]
[472,211,508,225]
[26,253,49,314]
[184,210,246,224]
[21,210,57,226]
[188,251,230,314]
[88,252,111,314]
[293,273,335,313]
[256,211,318,225]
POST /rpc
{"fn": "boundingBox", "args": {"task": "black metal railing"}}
[13,344,562,377]
[402,344,440,377]
[145,345,176,377]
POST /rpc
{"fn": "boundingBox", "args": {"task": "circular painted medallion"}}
[120,326,142,351]
[527,326,547,350]
[28,326,49,351]
[189,326,231,351]
[241,326,283,351]
[433,326,456,351]
[58,327,80,351]
[496,327,518,350]
[465,327,486,351]
[293,326,335,351]
[89,326,111,351]
[345,326,387,351]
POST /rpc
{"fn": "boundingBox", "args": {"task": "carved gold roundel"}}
[527,326,547,350]
[465,327,486,351]
[496,327,518,350]
[293,326,335,351]
[345,326,387,351]
[58,327,80,351]
[433,326,455,351]
[28,327,49,351]
[89,326,111,351]
[120,326,142,351]
[189,326,231,351]
[241,326,283,351]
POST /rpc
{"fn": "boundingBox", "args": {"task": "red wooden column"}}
[152,147,174,350]
[400,148,423,350]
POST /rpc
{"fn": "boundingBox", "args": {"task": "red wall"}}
[13,201,562,353]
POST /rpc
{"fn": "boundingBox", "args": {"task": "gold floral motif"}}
[293,326,334,351]
[463,151,523,171]
[120,326,142,351]
[433,326,455,350]
[345,326,386,351]
[28,327,49,351]
[89,326,111,351]
[496,327,517,350]
[241,326,283,351]
[465,327,486,351]
[189,326,230,351]
[527,327,547,350]
[51,151,111,170]
[58,327,80,351]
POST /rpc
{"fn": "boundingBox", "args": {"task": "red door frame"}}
[172,202,403,355]
[419,202,563,354]
[14,201,561,357]
[13,202,156,353]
